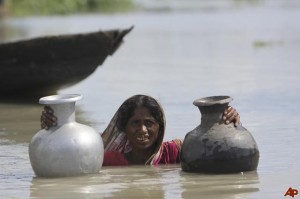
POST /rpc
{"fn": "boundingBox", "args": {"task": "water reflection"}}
[30,166,166,199]
[29,165,259,199]
[180,171,259,199]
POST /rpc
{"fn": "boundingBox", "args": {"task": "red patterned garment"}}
[152,140,181,165]
[103,151,129,166]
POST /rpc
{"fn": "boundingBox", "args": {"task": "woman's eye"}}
[145,120,155,127]
[131,120,140,127]
[130,119,157,128]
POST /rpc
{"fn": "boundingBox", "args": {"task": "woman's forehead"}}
[131,107,154,118]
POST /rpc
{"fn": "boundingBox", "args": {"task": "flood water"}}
[1,0,300,198]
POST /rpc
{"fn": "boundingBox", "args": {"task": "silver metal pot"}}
[29,94,104,177]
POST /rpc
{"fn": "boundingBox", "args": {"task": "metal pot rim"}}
[39,94,83,104]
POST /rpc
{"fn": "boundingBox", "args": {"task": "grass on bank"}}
[4,0,135,16]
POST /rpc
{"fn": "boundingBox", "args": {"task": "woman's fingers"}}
[226,112,239,125]
[223,106,240,127]
[223,106,234,121]
[42,114,57,128]
[234,114,240,127]
[40,106,57,129]
[42,110,57,123]
[41,120,49,130]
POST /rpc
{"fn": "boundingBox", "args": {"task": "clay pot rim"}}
[39,94,83,105]
[193,95,232,106]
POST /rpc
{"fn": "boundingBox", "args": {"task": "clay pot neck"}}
[198,104,229,126]
[193,96,232,126]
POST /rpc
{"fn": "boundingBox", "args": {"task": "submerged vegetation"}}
[4,0,135,16]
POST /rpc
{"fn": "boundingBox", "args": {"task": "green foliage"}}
[8,0,134,16]
[253,40,284,48]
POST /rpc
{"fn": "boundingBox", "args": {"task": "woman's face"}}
[125,107,160,150]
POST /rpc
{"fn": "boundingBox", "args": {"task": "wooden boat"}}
[0,26,133,96]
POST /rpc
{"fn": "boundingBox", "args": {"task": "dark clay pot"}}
[181,96,259,173]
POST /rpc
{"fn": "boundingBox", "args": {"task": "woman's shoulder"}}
[103,151,129,166]
[163,139,183,151]
[153,139,183,164]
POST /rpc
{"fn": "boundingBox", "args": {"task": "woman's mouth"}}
[136,134,150,143]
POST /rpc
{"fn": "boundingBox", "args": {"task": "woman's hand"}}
[223,106,240,127]
[40,106,57,130]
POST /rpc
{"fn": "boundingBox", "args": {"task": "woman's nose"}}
[139,124,148,133]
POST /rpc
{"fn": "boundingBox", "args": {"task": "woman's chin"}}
[133,140,154,149]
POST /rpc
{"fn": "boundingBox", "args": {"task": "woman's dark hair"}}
[116,95,164,131]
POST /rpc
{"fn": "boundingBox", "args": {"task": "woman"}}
[41,95,240,166]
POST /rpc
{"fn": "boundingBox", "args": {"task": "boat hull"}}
[0,27,132,96]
